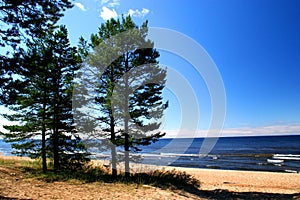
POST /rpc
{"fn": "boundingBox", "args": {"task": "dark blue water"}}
[1,135,300,173]
[137,135,300,173]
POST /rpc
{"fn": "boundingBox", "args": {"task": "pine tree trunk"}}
[111,146,117,176]
[53,122,59,171]
[42,79,47,173]
[110,114,117,177]
[124,124,130,177]
[53,75,60,172]
[41,121,47,173]
[124,103,130,177]
[41,129,47,173]
[124,53,130,178]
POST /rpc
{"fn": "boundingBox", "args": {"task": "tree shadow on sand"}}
[181,188,300,200]
[0,196,32,200]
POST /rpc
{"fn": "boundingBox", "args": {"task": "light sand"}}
[0,155,299,199]
[94,160,300,194]
[170,167,300,194]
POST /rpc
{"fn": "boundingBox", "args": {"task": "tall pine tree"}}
[0,0,73,112]
[0,26,90,172]
[76,16,167,176]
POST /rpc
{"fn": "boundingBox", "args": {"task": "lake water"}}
[1,135,300,173]
[137,135,300,173]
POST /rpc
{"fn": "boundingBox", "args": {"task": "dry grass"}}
[0,156,203,200]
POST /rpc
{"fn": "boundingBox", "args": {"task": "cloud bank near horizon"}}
[163,124,300,138]
[1,122,300,139]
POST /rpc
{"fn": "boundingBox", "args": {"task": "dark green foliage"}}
[0,26,90,171]
[0,0,89,173]
[0,0,72,48]
[47,133,91,171]
[78,16,167,176]
[0,0,73,108]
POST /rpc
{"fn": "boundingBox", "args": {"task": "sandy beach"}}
[104,161,300,194]
[0,155,299,199]
[171,166,300,194]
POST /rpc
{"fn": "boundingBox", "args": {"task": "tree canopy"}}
[75,16,167,176]
[0,0,72,48]
[0,26,90,172]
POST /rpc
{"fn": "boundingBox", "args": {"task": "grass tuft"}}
[0,157,200,192]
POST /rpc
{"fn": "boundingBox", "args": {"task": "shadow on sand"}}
[181,188,300,200]
[0,196,30,200]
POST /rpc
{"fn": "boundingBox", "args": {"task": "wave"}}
[273,154,300,161]
[90,152,296,159]
[90,152,217,158]
[274,154,300,157]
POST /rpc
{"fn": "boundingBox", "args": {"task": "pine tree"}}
[0,26,90,172]
[1,41,53,173]
[45,26,90,171]
[76,16,167,177]
[0,0,73,110]
[0,0,72,48]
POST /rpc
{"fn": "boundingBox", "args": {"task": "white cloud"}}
[163,124,300,138]
[101,0,120,7]
[128,8,150,18]
[75,2,87,11]
[221,125,300,136]
[101,0,110,5]
[108,0,120,7]
[100,6,118,20]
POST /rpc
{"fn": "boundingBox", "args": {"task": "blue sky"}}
[1,0,300,137]
[60,0,300,137]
